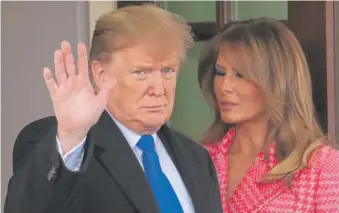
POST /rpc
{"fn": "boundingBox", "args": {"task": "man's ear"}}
[91,60,106,88]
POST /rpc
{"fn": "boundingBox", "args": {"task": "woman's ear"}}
[91,61,106,88]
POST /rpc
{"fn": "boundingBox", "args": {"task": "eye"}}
[163,67,174,73]
[132,69,148,80]
[134,69,146,75]
[235,72,243,78]
[214,67,225,76]
[162,67,177,78]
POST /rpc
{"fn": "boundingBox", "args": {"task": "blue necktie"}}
[137,135,184,213]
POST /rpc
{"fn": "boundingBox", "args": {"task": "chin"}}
[143,114,168,127]
[220,115,241,124]
[221,112,265,125]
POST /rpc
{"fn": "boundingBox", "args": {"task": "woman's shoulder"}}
[312,144,339,172]
[304,144,339,201]
[314,144,339,159]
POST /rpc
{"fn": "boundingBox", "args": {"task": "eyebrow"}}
[162,62,180,68]
[132,62,154,68]
[135,60,180,67]
[215,64,225,71]
[135,63,152,67]
[215,64,240,73]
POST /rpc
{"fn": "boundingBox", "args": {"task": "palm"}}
[43,41,114,133]
[52,73,103,132]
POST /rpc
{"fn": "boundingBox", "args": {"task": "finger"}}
[61,41,76,76]
[77,43,89,79]
[54,49,68,85]
[43,67,58,95]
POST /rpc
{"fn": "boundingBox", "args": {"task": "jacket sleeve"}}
[4,118,92,213]
[315,147,339,212]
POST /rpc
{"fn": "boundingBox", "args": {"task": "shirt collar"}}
[105,108,157,149]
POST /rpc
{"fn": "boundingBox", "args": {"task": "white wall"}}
[89,1,116,42]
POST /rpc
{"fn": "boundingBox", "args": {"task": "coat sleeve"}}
[4,118,92,213]
[315,147,339,212]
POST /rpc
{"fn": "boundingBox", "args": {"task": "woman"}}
[198,17,339,212]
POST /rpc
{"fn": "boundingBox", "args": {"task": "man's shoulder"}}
[168,129,215,174]
[169,129,207,154]
[19,116,57,136]
[12,116,58,168]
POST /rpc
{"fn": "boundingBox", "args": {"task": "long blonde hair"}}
[198,18,327,182]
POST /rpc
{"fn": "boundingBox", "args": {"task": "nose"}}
[149,71,165,96]
[220,75,235,94]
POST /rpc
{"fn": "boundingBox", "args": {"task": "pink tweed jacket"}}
[206,128,339,213]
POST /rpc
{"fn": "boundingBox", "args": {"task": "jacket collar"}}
[209,127,287,212]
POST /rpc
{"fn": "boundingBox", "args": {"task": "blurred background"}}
[2,0,339,209]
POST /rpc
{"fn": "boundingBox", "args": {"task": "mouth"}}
[219,101,238,110]
[143,105,165,111]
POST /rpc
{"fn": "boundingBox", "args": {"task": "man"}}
[4,5,222,213]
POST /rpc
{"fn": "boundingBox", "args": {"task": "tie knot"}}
[137,135,155,153]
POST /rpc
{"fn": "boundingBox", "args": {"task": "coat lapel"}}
[229,154,287,213]
[91,111,159,213]
[213,128,289,213]
[158,126,214,213]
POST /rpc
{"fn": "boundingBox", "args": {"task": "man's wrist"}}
[57,127,88,154]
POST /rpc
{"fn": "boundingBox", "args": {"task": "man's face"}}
[99,43,182,134]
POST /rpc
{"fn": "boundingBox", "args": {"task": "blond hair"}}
[89,4,193,74]
[198,18,328,182]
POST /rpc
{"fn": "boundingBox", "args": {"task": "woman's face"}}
[214,46,266,124]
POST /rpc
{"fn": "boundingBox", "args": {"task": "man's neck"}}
[104,107,159,135]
